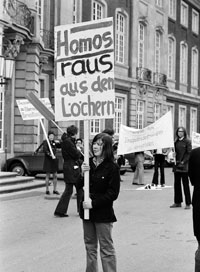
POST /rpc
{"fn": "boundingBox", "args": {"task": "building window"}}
[136,100,144,129]
[169,0,176,19]
[168,37,175,79]
[180,1,188,28]
[92,0,107,20]
[90,119,101,135]
[179,105,186,128]
[167,103,175,126]
[138,23,145,67]
[0,87,5,151]
[190,108,197,136]
[192,9,199,34]
[36,0,44,32]
[190,107,197,137]
[72,0,82,23]
[180,42,188,84]
[73,0,77,23]
[156,0,163,7]
[154,103,161,121]
[191,48,198,87]
[155,31,161,72]
[114,97,125,134]
[115,12,125,63]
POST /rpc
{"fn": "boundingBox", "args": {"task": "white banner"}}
[192,131,200,149]
[54,17,115,121]
[117,111,174,155]
[16,98,54,120]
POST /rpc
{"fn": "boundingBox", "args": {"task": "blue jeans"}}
[195,245,200,272]
[82,221,117,272]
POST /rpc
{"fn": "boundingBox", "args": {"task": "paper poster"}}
[117,111,174,155]
[54,17,115,121]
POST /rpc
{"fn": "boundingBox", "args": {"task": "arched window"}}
[138,23,145,67]
[180,42,188,84]
[155,31,161,72]
[115,12,127,64]
[168,37,175,79]
[191,47,198,87]
[92,0,107,20]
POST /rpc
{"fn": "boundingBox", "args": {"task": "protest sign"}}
[55,18,115,219]
[192,131,200,149]
[117,111,174,155]
[54,17,115,121]
[25,92,63,133]
[16,98,56,159]
[16,98,54,120]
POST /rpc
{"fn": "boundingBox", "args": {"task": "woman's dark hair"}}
[67,125,78,136]
[175,126,187,139]
[48,130,55,136]
[102,128,115,136]
[92,133,114,161]
[76,138,83,144]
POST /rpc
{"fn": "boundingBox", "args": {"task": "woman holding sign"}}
[78,133,120,272]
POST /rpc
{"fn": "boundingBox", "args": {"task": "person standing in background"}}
[132,151,145,185]
[188,146,200,272]
[170,126,192,209]
[151,148,169,187]
[54,125,82,217]
[43,131,60,195]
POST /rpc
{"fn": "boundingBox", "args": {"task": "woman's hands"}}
[83,198,92,209]
[81,162,90,173]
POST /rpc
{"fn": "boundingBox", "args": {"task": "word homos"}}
[61,95,115,118]
[56,30,113,76]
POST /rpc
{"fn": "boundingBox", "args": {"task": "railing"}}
[3,0,33,33]
[153,72,167,87]
[40,29,54,50]
[136,67,152,83]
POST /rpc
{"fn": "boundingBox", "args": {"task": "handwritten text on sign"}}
[16,98,54,120]
[192,131,200,149]
[117,111,174,155]
[54,18,115,121]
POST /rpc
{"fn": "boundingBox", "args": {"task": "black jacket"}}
[78,158,120,223]
[174,138,191,172]
[61,133,81,184]
[43,140,60,173]
[188,147,200,241]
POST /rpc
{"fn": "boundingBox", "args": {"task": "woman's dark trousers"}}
[174,172,191,205]
[54,183,82,214]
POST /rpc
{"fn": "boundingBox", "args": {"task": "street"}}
[0,168,196,272]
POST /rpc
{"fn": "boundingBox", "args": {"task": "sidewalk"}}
[0,168,196,272]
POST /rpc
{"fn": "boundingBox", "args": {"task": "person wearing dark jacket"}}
[43,131,60,195]
[188,146,200,272]
[151,148,169,187]
[170,126,192,209]
[78,133,120,272]
[54,125,82,217]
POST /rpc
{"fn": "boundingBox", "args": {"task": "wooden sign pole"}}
[40,119,55,159]
[84,120,90,220]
